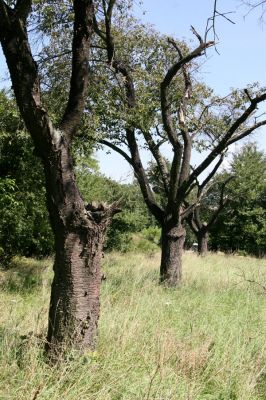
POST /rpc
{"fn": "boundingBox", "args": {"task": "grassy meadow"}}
[0,251,265,399]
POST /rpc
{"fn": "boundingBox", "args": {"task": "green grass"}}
[0,252,265,399]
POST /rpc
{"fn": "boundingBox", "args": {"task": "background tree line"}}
[1,88,265,260]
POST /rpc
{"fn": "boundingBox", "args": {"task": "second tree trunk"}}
[160,224,186,286]
[197,230,209,256]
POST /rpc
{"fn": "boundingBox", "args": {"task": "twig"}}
[32,385,42,400]
[205,0,235,54]
[235,268,266,293]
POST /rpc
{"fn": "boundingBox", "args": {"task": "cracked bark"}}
[43,136,112,356]
[160,222,186,286]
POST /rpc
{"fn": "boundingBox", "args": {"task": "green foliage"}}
[0,257,51,293]
[210,143,266,256]
[141,226,161,244]
[0,92,53,263]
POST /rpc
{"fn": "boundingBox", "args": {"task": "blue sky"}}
[135,0,266,93]
[1,0,266,181]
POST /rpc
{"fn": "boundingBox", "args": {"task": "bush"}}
[141,226,161,244]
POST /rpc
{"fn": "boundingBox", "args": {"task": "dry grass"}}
[0,251,265,399]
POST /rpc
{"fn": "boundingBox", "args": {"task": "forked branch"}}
[186,91,266,189]
[161,28,214,148]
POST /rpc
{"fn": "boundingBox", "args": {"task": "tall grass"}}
[0,252,265,399]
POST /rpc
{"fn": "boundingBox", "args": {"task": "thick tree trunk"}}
[46,224,105,357]
[42,136,113,358]
[197,230,209,256]
[160,224,186,286]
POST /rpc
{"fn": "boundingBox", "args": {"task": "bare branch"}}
[106,0,116,19]
[205,0,235,52]
[186,91,266,189]
[244,88,253,103]
[37,50,72,65]
[168,37,183,58]
[93,14,106,40]
[161,34,214,147]
[242,0,266,21]
[142,130,170,195]
[198,152,225,195]
[228,119,266,146]
[191,25,203,44]
[125,128,165,223]
[100,139,133,166]
[181,201,200,223]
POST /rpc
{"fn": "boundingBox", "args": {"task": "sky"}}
[1,0,266,181]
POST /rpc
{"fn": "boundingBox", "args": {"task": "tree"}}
[92,1,266,286]
[0,1,120,358]
[146,157,231,256]
[186,176,231,255]
[210,143,266,256]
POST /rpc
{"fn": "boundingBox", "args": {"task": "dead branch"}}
[205,0,235,53]
[235,268,266,293]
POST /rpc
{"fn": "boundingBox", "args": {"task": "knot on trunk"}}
[86,201,122,224]
[167,225,186,239]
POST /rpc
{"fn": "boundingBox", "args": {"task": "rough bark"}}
[197,230,209,256]
[46,204,111,357]
[46,227,105,356]
[43,136,113,356]
[160,223,186,286]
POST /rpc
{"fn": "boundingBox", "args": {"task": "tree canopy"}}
[210,143,266,256]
